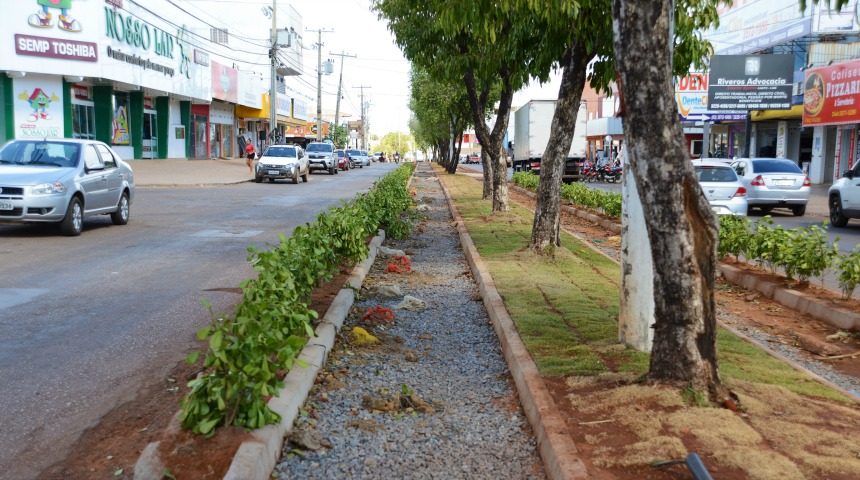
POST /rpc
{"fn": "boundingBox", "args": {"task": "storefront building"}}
[0,1,257,160]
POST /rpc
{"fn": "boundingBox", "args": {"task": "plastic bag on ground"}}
[395,295,427,311]
[378,246,406,257]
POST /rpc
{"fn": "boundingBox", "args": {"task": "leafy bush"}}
[512,171,540,190]
[781,224,839,283]
[838,247,860,299]
[180,164,415,436]
[718,215,751,260]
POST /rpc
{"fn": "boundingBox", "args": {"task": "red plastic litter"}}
[361,305,395,323]
[385,255,412,273]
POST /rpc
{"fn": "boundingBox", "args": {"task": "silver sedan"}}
[692,160,748,216]
[0,138,135,236]
[730,158,810,216]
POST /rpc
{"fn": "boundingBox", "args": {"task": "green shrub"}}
[781,224,839,283]
[718,215,751,260]
[180,164,415,436]
[838,247,860,299]
[512,171,540,190]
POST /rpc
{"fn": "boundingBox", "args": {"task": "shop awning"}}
[751,104,803,121]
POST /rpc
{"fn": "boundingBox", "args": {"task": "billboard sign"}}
[707,55,794,110]
[803,59,860,126]
[675,72,747,121]
[708,0,812,55]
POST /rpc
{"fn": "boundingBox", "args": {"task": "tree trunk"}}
[464,69,513,211]
[481,150,493,199]
[612,0,727,402]
[530,42,591,253]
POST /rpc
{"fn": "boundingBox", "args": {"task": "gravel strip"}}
[558,203,860,400]
[274,168,546,479]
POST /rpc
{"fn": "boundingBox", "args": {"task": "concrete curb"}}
[508,182,860,333]
[133,231,385,480]
[436,171,590,480]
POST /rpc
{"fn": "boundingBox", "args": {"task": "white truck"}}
[512,99,587,179]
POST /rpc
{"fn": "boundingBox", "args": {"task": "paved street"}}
[0,160,398,480]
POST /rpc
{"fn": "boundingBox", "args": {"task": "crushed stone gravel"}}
[274,167,546,479]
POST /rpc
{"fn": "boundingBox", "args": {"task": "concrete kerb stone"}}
[435,171,590,480]
[508,182,860,333]
[133,230,387,480]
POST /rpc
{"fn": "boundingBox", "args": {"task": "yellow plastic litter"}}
[350,327,379,345]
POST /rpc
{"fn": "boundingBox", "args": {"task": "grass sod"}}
[440,171,852,403]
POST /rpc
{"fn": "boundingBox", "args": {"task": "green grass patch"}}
[441,172,853,403]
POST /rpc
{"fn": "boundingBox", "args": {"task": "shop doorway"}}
[142,111,157,159]
[191,114,208,159]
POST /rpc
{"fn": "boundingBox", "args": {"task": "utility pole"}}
[307,28,333,141]
[353,85,371,149]
[269,0,278,147]
[330,51,356,131]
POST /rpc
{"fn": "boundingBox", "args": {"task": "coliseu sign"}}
[803,59,860,126]
[104,7,173,59]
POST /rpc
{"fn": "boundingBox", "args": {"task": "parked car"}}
[345,149,369,167]
[336,149,350,171]
[306,142,338,175]
[361,150,372,165]
[692,160,747,216]
[730,158,810,216]
[372,152,383,162]
[0,138,135,236]
[828,160,860,227]
[255,144,308,184]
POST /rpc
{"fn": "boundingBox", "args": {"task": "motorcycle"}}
[580,162,598,183]
[604,165,622,183]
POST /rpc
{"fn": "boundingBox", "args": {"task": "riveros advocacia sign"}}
[707,55,794,111]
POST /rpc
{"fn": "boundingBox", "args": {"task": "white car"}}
[0,138,135,236]
[692,160,747,216]
[306,142,338,175]
[829,160,860,227]
[730,158,810,216]
[255,145,309,184]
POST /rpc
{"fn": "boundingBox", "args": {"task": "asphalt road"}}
[0,163,399,480]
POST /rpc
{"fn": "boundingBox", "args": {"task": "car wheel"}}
[255,176,263,183]
[59,196,83,236]
[791,205,806,217]
[302,167,309,183]
[330,165,336,175]
[293,168,300,184]
[110,192,130,226]
[830,195,849,227]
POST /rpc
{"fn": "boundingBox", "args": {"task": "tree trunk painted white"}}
[619,146,655,352]
[612,0,727,401]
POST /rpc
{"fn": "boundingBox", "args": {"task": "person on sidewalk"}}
[245,141,256,174]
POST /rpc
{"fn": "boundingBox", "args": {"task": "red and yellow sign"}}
[803,59,860,126]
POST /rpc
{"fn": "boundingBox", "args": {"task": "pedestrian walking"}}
[245,140,256,174]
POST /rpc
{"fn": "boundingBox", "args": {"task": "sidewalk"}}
[126,157,253,187]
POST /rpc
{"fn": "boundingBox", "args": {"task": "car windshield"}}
[306,143,333,153]
[695,166,737,183]
[0,140,81,167]
[752,159,802,174]
[346,149,360,156]
[263,146,297,158]
[336,150,345,157]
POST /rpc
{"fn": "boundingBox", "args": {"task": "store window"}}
[72,104,96,139]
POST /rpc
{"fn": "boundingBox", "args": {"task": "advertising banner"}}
[1,1,211,101]
[112,94,131,145]
[13,75,64,139]
[292,99,308,121]
[211,60,238,103]
[675,72,746,121]
[708,0,811,55]
[803,59,860,126]
[236,70,263,109]
[708,55,794,110]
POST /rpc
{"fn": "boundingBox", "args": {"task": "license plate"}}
[0,201,12,210]
[774,180,793,186]
[267,170,280,175]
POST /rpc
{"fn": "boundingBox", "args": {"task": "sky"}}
[183,0,562,138]
[183,0,412,138]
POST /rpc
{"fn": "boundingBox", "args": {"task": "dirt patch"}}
[41,268,351,480]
